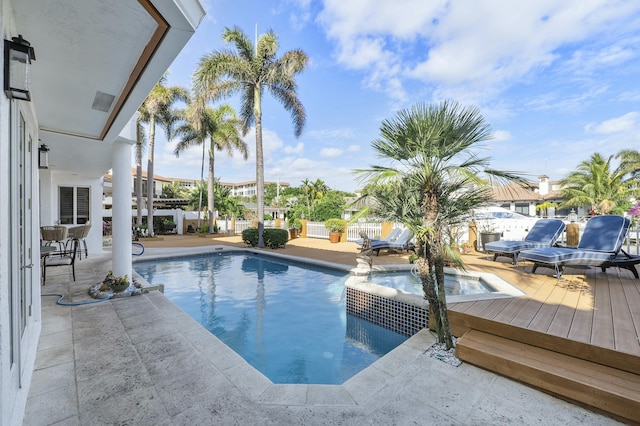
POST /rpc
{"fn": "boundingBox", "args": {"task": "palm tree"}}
[560,153,633,215]
[617,149,640,184]
[194,26,308,247]
[357,101,527,349]
[138,74,189,236]
[174,100,248,233]
[134,119,147,226]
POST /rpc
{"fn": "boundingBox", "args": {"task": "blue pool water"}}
[134,253,408,385]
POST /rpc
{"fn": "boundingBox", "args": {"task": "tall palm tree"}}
[357,101,527,349]
[174,100,248,233]
[134,119,147,226]
[194,26,308,247]
[560,153,633,215]
[138,74,189,236]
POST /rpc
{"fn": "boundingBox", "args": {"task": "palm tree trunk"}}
[208,142,215,234]
[135,123,143,226]
[254,89,265,248]
[147,117,156,237]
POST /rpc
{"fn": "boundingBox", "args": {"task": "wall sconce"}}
[38,143,49,169]
[4,34,36,101]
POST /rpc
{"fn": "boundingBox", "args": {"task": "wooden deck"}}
[449,253,640,423]
[451,253,640,356]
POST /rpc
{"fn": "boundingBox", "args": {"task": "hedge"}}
[242,228,288,249]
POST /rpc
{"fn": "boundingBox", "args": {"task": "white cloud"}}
[587,112,639,134]
[491,130,512,142]
[320,147,343,157]
[347,145,360,152]
[284,142,305,154]
[317,0,640,104]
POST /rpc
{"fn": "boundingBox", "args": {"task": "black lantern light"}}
[38,143,49,169]
[4,35,36,101]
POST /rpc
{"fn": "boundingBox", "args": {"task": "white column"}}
[111,138,133,279]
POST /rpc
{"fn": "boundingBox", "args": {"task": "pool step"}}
[455,329,640,423]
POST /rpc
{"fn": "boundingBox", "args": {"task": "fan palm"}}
[138,73,189,236]
[357,101,527,349]
[174,100,248,233]
[194,26,308,247]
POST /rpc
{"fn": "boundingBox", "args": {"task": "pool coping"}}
[144,287,438,406]
[131,245,525,404]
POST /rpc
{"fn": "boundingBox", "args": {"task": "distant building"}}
[103,171,290,210]
[220,180,290,198]
[491,175,582,218]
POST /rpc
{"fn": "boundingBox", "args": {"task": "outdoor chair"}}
[370,228,415,256]
[484,218,566,265]
[519,215,631,279]
[355,227,402,246]
[43,238,78,284]
[65,223,91,259]
[40,225,69,254]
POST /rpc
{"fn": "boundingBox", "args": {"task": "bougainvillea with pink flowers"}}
[628,203,640,225]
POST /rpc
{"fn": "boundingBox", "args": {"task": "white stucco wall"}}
[41,171,104,255]
[1,4,42,424]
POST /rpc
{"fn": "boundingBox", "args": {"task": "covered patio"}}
[0,1,205,424]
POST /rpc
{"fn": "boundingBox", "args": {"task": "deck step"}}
[448,310,640,375]
[456,329,640,424]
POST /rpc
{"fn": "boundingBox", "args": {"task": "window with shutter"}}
[58,186,90,224]
[59,187,74,224]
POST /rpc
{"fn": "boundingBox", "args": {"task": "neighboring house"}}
[491,175,583,218]
[0,1,205,424]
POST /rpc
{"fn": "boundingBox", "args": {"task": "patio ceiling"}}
[11,0,205,177]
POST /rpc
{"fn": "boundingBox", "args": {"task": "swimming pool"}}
[134,252,408,385]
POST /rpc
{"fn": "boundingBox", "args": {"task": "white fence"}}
[107,209,640,255]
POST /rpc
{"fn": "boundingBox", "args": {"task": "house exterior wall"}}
[40,172,104,255]
[1,5,42,424]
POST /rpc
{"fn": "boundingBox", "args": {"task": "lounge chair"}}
[484,218,566,265]
[370,228,415,256]
[355,227,402,246]
[519,215,631,279]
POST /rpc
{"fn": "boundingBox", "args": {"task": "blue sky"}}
[150,0,640,193]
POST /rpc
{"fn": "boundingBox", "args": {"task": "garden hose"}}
[42,292,115,306]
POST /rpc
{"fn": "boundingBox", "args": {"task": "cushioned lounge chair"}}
[370,228,415,256]
[355,227,402,246]
[519,215,631,279]
[599,250,640,278]
[484,218,566,265]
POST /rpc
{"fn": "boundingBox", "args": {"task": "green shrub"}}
[242,228,259,246]
[264,228,288,248]
[287,218,302,230]
[198,222,209,234]
[324,218,346,232]
[242,228,288,248]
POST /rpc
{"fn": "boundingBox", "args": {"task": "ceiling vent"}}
[91,91,116,113]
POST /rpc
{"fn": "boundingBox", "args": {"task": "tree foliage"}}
[138,73,189,236]
[194,26,308,247]
[357,101,527,349]
[174,100,248,232]
[560,152,638,215]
